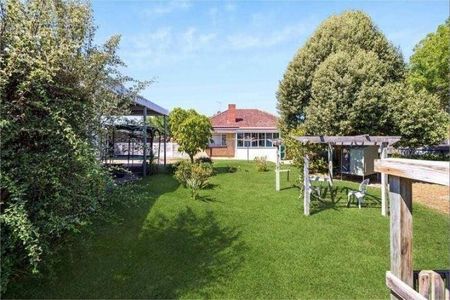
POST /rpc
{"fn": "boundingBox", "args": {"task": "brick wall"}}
[207,133,235,157]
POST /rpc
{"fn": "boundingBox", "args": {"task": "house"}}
[207,104,280,162]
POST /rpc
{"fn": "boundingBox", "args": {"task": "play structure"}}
[374,158,449,299]
[101,123,164,175]
[101,94,168,176]
[295,135,401,216]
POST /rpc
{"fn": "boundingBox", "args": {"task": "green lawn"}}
[6,161,449,299]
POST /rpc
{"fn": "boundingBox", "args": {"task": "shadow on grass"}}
[5,175,246,299]
[213,166,238,174]
[309,185,381,215]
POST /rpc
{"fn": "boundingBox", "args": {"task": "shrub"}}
[310,157,328,174]
[195,156,213,164]
[174,160,192,187]
[174,161,213,199]
[254,157,269,172]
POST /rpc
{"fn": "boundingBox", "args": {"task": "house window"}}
[236,132,280,148]
[210,134,227,146]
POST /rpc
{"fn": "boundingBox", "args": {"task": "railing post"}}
[419,270,448,300]
[389,175,413,298]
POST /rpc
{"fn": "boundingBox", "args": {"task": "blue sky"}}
[92,0,448,116]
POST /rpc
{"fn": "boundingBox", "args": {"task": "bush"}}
[174,161,213,199]
[254,157,269,172]
[195,156,213,164]
[310,156,328,174]
[0,0,144,291]
[174,160,192,187]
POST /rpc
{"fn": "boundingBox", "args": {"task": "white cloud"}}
[227,23,310,50]
[122,26,217,67]
[144,0,191,17]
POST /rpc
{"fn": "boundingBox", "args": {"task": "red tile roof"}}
[210,105,278,129]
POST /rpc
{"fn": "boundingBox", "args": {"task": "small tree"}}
[169,108,212,162]
[408,18,449,111]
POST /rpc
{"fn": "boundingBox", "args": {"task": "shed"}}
[340,145,379,177]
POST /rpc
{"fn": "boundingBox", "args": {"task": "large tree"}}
[0,0,142,290]
[277,10,404,131]
[304,50,396,135]
[408,18,449,111]
[169,108,212,162]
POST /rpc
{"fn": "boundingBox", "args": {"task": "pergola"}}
[102,94,169,176]
[295,135,401,216]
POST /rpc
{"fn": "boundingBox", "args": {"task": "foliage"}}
[174,161,213,199]
[309,156,328,174]
[254,156,269,172]
[195,156,213,164]
[385,83,448,147]
[0,0,143,291]
[4,161,449,299]
[168,108,212,163]
[147,115,169,137]
[277,10,404,131]
[174,160,193,187]
[304,50,398,135]
[408,18,449,110]
[277,10,447,148]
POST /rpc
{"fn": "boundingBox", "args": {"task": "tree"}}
[169,108,212,162]
[386,83,448,147]
[408,18,449,111]
[277,10,404,131]
[304,50,397,136]
[0,0,143,290]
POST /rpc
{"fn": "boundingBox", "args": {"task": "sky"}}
[92,0,449,116]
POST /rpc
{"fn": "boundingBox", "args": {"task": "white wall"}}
[235,148,278,162]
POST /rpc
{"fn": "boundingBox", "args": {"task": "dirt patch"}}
[412,182,449,214]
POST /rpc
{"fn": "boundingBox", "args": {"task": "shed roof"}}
[294,135,401,146]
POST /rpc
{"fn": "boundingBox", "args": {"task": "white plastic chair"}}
[347,179,370,209]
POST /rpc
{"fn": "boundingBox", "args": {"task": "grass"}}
[5,161,449,299]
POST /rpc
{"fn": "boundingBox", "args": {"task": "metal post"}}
[276,145,280,191]
[143,107,147,176]
[163,115,167,166]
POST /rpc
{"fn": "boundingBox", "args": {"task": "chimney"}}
[227,104,236,123]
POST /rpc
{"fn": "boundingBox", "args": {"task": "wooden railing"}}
[374,158,449,300]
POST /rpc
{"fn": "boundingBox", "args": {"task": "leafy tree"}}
[385,83,448,147]
[277,10,404,131]
[0,0,142,290]
[304,50,397,135]
[169,108,212,162]
[408,18,449,110]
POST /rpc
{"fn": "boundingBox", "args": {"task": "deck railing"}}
[374,158,449,300]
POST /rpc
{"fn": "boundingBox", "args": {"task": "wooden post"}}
[163,115,167,166]
[142,107,148,176]
[381,144,389,216]
[304,155,310,216]
[418,270,448,300]
[389,176,413,293]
